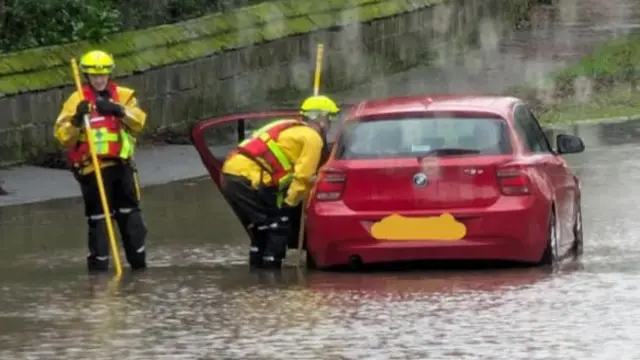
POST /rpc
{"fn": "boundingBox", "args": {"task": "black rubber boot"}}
[87,218,110,273]
[249,228,268,268]
[262,227,289,270]
[261,256,282,269]
[87,256,109,273]
[249,249,262,268]
[249,243,264,268]
[116,210,148,270]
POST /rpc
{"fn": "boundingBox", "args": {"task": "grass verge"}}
[509,34,640,124]
[536,88,640,124]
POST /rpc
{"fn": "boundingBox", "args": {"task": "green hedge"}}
[0,0,276,54]
[0,0,440,96]
[116,0,275,30]
[0,0,121,53]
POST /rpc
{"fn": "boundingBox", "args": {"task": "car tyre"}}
[301,232,317,270]
[572,204,584,257]
[305,250,317,270]
[539,207,559,266]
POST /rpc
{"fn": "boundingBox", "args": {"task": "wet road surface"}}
[1,141,640,359]
[0,145,207,207]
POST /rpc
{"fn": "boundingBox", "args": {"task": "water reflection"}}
[0,177,246,271]
[0,265,585,360]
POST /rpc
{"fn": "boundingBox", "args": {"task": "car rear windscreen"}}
[335,116,512,160]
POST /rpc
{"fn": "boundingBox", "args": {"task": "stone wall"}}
[0,0,533,167]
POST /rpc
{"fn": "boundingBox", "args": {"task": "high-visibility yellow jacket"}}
[222,124,324,207]
[53,85,147,175]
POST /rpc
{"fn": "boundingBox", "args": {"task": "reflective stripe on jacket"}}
[53,81,147,175]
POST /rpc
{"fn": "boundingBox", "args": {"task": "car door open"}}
[190,110,300,187]
[190,107,350,250]
[190,110,307,249]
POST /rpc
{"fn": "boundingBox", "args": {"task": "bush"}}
[114,0,269,30]
[0,0,121,53]
[0,0,274,54]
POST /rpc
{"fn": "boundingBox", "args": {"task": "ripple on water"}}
[0,267,639,359]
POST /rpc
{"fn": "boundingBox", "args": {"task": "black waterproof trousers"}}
[76,162,148,272]
[220,174,292,269]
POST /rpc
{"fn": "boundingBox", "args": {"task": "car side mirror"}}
[556,134,585,154]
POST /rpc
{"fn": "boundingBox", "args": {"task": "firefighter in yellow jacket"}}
[53,50,148,273]
[221,95,340,269]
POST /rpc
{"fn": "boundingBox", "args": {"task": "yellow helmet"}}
[79,50,115,75]
[300,95,340,120]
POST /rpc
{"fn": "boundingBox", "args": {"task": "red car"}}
[191,95,585,270]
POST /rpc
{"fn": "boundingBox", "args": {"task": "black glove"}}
[71,100,90,127]
[95,98,125,117]
[279,202,298,221]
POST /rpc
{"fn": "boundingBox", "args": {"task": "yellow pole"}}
[133,171,141,202]
[313,43,324,96]
[71,58,123,278]
[297,43,325,267]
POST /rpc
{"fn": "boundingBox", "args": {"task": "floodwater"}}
[3,1,640,359]
[1,142,640,359]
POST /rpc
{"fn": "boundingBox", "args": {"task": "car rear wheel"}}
[305,251,317,270]
[302,233,318,270]
[539,207,559,266]
[572,205,584,257]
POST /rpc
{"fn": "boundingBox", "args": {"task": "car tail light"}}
[315,168,346,201]
[496,165,531,195]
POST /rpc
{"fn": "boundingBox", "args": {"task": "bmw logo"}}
[413,172,428,187]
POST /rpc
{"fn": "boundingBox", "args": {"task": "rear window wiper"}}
[415,148,480,160]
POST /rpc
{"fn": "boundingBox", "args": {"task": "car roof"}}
[347,94,521,120]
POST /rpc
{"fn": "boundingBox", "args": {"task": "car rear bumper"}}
[306,197,549,268]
